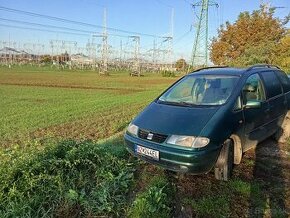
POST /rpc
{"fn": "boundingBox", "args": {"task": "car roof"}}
[188,67,245,76]
[187,65,282,77]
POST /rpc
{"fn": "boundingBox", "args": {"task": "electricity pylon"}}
[190,0,218,67]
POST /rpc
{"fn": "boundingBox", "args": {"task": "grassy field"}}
[0,66,289,217]
[0,66,176,146]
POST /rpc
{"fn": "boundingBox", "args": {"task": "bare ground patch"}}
[0,82,144,94]
[130,139,290,217]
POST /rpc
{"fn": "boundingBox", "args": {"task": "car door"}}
[260,70,285,136]
[242,73,270,151]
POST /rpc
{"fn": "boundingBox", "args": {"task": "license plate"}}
[136,145,159,160]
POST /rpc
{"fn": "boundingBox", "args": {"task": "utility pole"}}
[190,0,218,68]
[86,39,97,70]
[162,36,173,71]
[119,39,123,69]
[160,8,174,72]
[101,8,108,75]
[170,7,174,71]
[152,38,156,70]
[129,36,140,76]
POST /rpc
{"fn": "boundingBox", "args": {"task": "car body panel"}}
[133,102,219,136]
[124,66,290,174]
[124,133,220,174]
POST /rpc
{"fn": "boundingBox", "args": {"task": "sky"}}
[0,0,289,62]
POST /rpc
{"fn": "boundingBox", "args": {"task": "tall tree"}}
[275,30,290,71]
[210,5,287,68]
[175,58,187,71]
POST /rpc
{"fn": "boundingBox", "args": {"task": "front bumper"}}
[124,133,221,174]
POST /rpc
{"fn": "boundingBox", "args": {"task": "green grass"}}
[0,65,178,217]
[1,65,289,217]
[0,66,177,145]
[185,195,230,218]
[228,179,251,197]
[0,135,136,217]
[128,173,173,218]
[0,65,175,90]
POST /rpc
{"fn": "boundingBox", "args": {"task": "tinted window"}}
[275,71,290,93]
[260,71,282,98]
[242,74,265,104]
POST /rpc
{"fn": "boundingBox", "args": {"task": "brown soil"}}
[0,82,143,94]
[133,139,290,217]
[173,139,290,217]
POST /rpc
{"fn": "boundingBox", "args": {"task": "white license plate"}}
[136,145,159,160]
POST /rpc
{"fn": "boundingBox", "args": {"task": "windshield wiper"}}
[177,101,196,107]
[158,100,195,107]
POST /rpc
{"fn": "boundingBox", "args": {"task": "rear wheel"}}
[273,111,290,143]
[214,139,234,181]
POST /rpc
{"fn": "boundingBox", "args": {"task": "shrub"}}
[128,177,172,218]
[0,137,135,217]
[161,70,175,77]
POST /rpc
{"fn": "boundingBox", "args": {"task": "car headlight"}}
[127,123,139,136]
[166,135,209,148]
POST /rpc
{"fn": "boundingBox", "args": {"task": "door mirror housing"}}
[244,100,262,109]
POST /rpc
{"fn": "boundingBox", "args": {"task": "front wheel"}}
[214,139,234,181]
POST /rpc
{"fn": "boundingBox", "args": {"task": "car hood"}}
[133,101,220,136]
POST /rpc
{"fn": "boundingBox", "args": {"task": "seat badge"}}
[147,133,153,140]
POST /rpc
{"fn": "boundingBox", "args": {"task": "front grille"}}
[138,129,168,143]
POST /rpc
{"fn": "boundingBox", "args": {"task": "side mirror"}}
[244,100,262,109]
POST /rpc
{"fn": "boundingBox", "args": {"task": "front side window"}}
[158,75,239,106]
[242,74,265,104]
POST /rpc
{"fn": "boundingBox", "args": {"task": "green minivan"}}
[124,65,290,181]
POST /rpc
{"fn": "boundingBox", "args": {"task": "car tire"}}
[214,139,234,181]
[273,111,290,143]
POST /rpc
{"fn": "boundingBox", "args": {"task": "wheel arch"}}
[230,134,242,165]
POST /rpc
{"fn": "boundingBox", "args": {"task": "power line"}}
[173,30,191,46]
[0,18,98,34]
[0,6,164,38]
[0,17,138,38]
[0,23,90,36]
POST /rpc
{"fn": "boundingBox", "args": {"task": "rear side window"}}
[260,71,282,98]
[275,71,290,93]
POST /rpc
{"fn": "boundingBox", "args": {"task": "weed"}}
[228,179,251,197]
[184,195,230,218]
[161,70,175,77]
[0,136,135,217]
[244,158,255,167]
[128,175,173,218]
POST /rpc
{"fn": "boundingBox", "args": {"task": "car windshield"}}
[158,74,239,106]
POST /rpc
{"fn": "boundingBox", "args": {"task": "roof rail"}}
[192,65,229,73]
[246,64,281,71]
